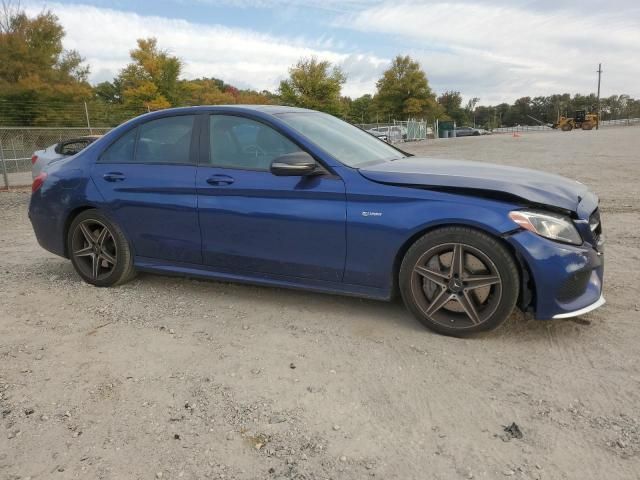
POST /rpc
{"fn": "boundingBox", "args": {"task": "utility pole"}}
[596,63,602,130]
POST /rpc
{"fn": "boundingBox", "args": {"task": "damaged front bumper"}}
[505,230,604,320]
[552,294,605,319]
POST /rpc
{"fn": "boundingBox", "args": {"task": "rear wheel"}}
[399,227,519,336]
[582,122,593,130]
[67,210,136,287]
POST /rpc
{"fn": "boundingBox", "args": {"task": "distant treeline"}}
[1,4,638,128]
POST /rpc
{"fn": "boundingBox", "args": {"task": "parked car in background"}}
[31,135,101,179]
[29,106,604,336]
[454,126,486,137]
[365,129,388,142]
[368,125,406,142]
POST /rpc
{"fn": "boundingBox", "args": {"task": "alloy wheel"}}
[71,219,118,280]
[410,242,503,329]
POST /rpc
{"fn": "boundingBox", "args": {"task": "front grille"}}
[589,208,603,247]
[557,270,592,302]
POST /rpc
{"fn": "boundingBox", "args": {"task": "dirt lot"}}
[1,127,639,480]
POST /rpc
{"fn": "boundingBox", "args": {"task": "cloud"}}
[191,0,383,13]
[337,1,640,103]
[21,1,640,103]
[23,2,386,96]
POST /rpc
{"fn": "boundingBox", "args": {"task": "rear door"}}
[196,113,346,281]
[92,114,202,264]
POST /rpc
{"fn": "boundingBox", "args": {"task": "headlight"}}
[509,210,582,245]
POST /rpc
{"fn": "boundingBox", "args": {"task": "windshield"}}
[277,112,406,167]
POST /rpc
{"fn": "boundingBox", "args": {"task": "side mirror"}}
[270,152,318,176]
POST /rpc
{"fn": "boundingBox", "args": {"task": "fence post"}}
[0,138,9,189]
[84,101,93,135]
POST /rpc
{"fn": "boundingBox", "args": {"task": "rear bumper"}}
[29,192,67,258]
[506,230,604,320]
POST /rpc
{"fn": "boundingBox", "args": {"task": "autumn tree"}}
[0,2,91,125]
[115,37,183,110]
[374,55,441,120]
[180,77,232,105]
[278,57,346,115]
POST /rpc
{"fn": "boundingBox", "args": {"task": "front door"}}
[92,114,201,264]
[196,114,346,281]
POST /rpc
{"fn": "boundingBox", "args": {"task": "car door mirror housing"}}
[270,152,318,176]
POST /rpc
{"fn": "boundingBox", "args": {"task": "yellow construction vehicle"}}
[552,110,599,131]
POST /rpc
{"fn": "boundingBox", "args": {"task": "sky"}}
[23,0,640,105]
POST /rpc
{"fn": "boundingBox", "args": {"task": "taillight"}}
[31,154,38,165]
[32,172,47,193]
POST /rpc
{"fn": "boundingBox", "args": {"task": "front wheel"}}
[399,227,519,336]
[67,209,136,287]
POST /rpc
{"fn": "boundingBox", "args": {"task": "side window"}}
[100,128,136,163]
[137,115,194,164]
[209,115,301,170]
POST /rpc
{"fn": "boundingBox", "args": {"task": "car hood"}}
[359,157,596,213]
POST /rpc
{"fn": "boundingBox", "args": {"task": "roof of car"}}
[111,105,321,134]
[145,105,315,116]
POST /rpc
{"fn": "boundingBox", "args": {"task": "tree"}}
[374,55,441,120]
[278,57,346,115]
[116,38,182,111]
[437,91,466,125]
[349,94,374,123]
[0,2,91,125]
[180,77,233,105]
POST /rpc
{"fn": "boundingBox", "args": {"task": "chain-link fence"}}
[0,127,112,188]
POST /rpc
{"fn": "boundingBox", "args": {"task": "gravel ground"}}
[1,127,639,480]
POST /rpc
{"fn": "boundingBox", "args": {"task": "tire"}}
[67,209,136,287]
[561,123,573,131]
[582,122,593,130]
[399,227,519,336]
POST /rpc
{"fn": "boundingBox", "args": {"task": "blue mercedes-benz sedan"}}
[29,106,605,336]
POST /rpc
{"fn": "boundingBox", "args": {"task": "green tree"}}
[278,57,346,115]
[374,55,441,120]
[349,94,374,123]
[437,91,466,124]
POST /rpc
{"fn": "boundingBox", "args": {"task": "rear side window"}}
[100,128,136,163]
[100,115,195,164]
[137,115,194,164]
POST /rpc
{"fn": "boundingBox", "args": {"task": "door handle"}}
[103,172,126,182]
[206,174,234,186]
